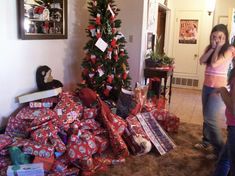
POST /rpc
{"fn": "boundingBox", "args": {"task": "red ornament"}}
[96,14,101,25]
[82,69,88,76]
[96,29,101,38]
[103,85,112,97]
[120,49,125,57]
[112,28,116,34]
[114,55,118,62]
[107,75,113,84]
[110,15,115,22]
[90,55,96,64]
[111,38,117,47]
[123,72,127,80]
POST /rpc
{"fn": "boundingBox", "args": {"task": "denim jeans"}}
[213,126,235,176]
[201,85,224,156]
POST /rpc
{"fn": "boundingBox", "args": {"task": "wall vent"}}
[172,77,199,87]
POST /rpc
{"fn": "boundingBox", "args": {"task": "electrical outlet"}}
[129,35,133,43]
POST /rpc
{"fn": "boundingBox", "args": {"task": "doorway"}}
[157,5,166,54]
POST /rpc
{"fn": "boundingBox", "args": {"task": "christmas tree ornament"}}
[96,13,101,25]
[82,68,89,76]
[107,50,112,59]
[122,63,127,71]
[90,55,96,64]
[103,85,113,97]
[107,74,114,84]
[97,68,104,77]
[122,72,127,80]
[107,4,115,17]
[112,28,117,34]
[88,25,96,37]
[95,38,108,52]
[96,28,101,38]
[111,37,117,47]
[120,49,125,57]
[114,49,118,61]
[93,0,97,6]
[89,73,95,78]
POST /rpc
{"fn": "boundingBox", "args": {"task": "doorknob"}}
[194,54,198,58]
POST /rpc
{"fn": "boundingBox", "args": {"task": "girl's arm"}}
[199,48,215,65]
[210,46,233,67]
[219,86,232,113]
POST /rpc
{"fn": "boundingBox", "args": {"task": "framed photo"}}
[178,19,198,44]
[17,0,68,40]
[218,16,228,26]
[147,32,155,50]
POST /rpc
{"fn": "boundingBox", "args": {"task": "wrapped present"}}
[7,163,44,176]
[136,112,176,155]
[98,97,129,158]
[83,107,98,119]
[0,156,11,170]
[0,134,13,150]
[67,132,97,160]
[54,92,83,131]
[23,141,54,158]
[0,149,9,156]
[33,156,55,171]
[151,109,180,133]
[49,133,66,153]
[94,135,109,154]
[5,115,31,138]
[123,115,152,156]
[30,108,58,127]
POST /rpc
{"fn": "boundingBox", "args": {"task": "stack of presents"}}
[0,84,180,175]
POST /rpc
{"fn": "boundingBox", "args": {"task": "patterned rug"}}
[97,122,221,176]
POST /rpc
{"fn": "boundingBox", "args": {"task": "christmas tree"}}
[79,0,131,101]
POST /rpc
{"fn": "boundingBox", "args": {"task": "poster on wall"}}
[179,19,198,44]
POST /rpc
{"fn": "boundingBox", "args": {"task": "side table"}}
[144,67,174,104]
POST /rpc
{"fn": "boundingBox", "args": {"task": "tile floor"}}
[168,87,226,128]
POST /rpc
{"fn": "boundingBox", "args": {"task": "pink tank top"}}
[204,58,232,87]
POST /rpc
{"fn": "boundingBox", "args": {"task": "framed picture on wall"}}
[218,16,228,26]
[17,0,68,40]
[178,19,198,44]
[147,32,155,50]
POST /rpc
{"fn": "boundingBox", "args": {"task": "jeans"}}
[201,85,224,156]
[213,126,235,176]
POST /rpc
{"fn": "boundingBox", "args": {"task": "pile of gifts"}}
[0,90,128,176]
[0,86,180,175]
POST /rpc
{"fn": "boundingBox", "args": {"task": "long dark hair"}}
[205,24,230,65]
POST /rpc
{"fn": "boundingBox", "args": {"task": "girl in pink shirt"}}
[195,24,234,160]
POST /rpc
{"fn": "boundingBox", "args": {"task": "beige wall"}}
[0,0,88,127]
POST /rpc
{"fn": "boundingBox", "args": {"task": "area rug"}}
[97,122,222,176]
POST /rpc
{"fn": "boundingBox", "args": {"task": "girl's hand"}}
[210,39,217,49]
[217,34,226,46]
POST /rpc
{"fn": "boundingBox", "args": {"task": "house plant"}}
[145,36,174,68]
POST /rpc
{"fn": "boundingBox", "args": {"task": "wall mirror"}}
[18,0,68,40]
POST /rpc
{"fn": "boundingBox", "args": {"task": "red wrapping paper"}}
[151,109,180,133]
[23,141,54,158]
[83,108,98,119]
[123,115,151,155]
[67,132,97,160]
[98,97,129,158]
[0,156,11,169]
[0,134,13,150]
[54,92,83,131]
